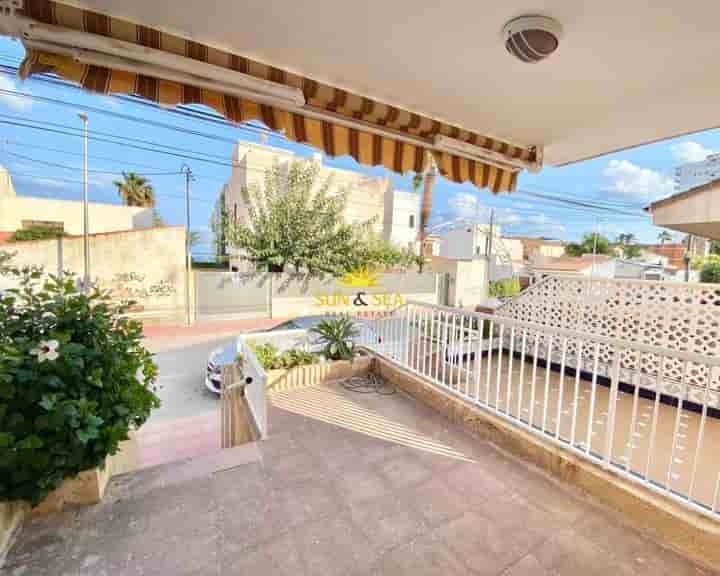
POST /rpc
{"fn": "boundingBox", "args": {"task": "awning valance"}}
[15,0,538,193]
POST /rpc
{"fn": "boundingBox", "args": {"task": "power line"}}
[3,149,183,176]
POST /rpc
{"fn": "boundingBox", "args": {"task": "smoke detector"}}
[502,16,563,63]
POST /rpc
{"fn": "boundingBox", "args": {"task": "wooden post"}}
[221,364,256,448]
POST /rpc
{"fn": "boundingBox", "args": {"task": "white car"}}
[205,315,380,394]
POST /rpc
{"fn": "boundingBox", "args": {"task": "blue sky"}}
[0,36,716,256]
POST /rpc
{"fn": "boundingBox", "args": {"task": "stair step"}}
[108,442,262,500]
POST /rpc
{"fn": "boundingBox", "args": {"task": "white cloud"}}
[0,75,30,111]
[671,141,715,164]
[602,159,674,200]
[447,192,479,219]
[524,212,566,236]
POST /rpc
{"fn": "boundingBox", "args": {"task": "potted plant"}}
[0,263,160,508]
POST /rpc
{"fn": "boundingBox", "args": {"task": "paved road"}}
[147,336,231,423]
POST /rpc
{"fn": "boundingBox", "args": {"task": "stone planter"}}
[31,433,138,516]
[0,434,137,564]
[267,356,373,392]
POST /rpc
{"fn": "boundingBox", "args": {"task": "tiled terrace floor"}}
[3,378,713,575]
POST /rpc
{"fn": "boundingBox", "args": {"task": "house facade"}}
[0,166,153,239]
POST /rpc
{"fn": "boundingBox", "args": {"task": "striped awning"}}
[17,0,537,193]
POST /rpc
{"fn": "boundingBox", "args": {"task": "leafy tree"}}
[113,172,156,207]
[657,230,673,244]
[616,233,636,245]
[694,254,720,283]
[565,233,614,257]
[615,233,641,258]
[225,162,375,276]
[188,230,201,248]
[621,244,642,259]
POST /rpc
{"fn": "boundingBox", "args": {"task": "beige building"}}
[0,166,153,238]
[219,142,420,268]
[511,236,566,261]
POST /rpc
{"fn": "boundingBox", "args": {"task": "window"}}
[408,214,415,228]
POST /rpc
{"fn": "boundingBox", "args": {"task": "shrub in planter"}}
[0,265,160,504]
[310,316,358,361]
[248,342,318,371]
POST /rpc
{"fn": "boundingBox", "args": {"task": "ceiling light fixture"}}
[502,15,562,63]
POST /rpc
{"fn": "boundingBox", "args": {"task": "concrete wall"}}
[431,256,489,308]
[0,171,153,235]
[1,226,187,323]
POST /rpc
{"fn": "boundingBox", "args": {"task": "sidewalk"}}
[142,317,283,352]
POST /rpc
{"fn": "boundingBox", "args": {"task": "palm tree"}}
[657,230,672,244]
[617,233,636,245]
[114,172,156,207]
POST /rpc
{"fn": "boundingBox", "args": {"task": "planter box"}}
[0,435,137,566]
[267,356,372,392]
[30,433,138,517]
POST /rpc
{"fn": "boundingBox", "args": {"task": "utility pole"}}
[78,112,89,291]
[486,208,495,259]
[182,164,193,326]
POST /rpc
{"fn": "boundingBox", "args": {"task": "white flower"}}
[30,340,60,363]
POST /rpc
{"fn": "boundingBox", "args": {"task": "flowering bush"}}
[0,264,159,504]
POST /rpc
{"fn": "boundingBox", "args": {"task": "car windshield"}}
[271,320,301,331]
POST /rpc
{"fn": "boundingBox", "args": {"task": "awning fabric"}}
[19,0,535,193]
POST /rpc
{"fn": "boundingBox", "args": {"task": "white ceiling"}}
[67,1,720,165]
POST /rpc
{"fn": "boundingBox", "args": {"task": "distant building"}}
[511,236,565,260]
[0,166,153,239]
[438,223,500,260]
[528,254,676,283]
[674,154,720,192]
[383,188,420,251]
[218,142,420,269]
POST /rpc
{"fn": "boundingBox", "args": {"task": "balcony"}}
[4,302,717,574]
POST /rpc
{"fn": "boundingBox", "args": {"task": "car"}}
[205,315,381,394]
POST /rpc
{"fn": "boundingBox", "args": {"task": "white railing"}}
[359,301,720,521]
[236,335,269,438]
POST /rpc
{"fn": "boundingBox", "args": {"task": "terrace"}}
[5,298,718,575]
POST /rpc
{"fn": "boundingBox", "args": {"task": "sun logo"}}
[338,268,380,288]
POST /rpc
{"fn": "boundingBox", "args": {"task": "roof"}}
[645,178,720,211]
[530,256,607,272]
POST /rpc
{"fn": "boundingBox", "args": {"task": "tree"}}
[657,230,672,244]
[565,233,614,257]
[616,233,641,259]
[710,240,720,255]
[225,161,375,276]
[113,172,156,207]
[699,255,720,283]
[617,233,636,245]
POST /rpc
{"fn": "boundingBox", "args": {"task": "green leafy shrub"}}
[700,257,720,283]
[10,226,67,242]
[248,342,318,371]
[0,265,159,504]
[489,277,521,298]
[310,315,358,361]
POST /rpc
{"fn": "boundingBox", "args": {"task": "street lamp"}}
[78,112,89,291]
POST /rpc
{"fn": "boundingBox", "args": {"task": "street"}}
[146,336,229,423]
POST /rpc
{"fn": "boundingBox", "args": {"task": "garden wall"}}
[0,226,188,323]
